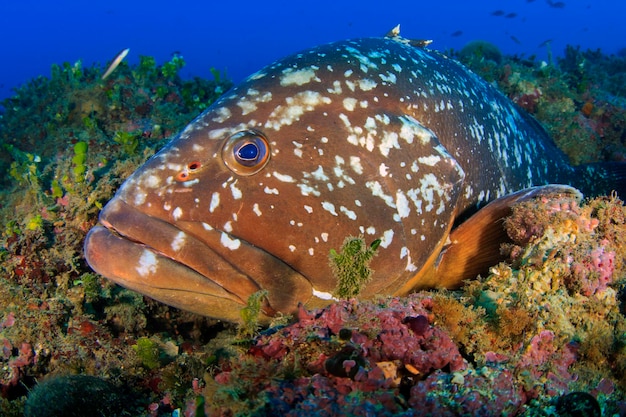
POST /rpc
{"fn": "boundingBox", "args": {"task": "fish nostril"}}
[176,171,190,181]
[188,161,201,171]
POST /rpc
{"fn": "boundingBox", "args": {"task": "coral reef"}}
[457,44,626,165]
[0,42,625,416]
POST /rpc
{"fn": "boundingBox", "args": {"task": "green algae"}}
[133,337,163,370]
[330,236,381,298]
[237,290,269,340]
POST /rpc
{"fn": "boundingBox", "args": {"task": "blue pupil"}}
[237,142,259,161]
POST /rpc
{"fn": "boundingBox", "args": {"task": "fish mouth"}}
[83,198,312,322]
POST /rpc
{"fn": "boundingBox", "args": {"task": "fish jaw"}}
[83,197,313,322]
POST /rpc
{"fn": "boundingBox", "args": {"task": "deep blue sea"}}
[1,0,625,101]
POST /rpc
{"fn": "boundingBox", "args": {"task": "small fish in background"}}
[505,12,518,18]
[450,30,463,37]
[510,35,522,45]
[491,10,505,16]
[101,48,130,80]
[546,0,566,8]
[538,39,553,48]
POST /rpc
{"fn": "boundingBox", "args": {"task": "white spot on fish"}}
[298,184,320,197]
[265,91,330,130]
[230,182,242,199]
[172,207,183,220]
[134,190,147,206]
[418,155,442,166]
[273,172,296,182]
[358,79,377,91]
[350,156,363,174]
[321,233,329,242]
[396,191,410,218]
[136,250,158,277]
[322,201,338,216]
[220,232,241,250]
[280,67,319,86]
[304,205,313,213]
[343,97,357,111]
[312,288,338,300]
[400,247,418,272]
[211,107,231,123]
[289,245,296,252]
[311,166,329,181]
[366,181,396,208]
[264,187,279,195]
[209,192,220,213]
[253,203,262,216]
[379,130,400,156]
[171,231,186,252]
[340,206,357,220]
[145,175,160,188]
[380,229,394,248]
[292,141,304,158]
[379,163,389,177]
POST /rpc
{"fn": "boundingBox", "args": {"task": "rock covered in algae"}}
[24,375,128,417]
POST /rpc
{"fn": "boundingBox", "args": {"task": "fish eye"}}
[222,130,270,175]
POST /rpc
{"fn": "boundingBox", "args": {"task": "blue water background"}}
[1,0,624,101]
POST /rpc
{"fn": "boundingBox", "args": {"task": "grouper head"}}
[85,37,470,322]
[86,34,575,322]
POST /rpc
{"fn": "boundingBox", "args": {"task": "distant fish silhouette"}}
[546,0,565,8]
[451,30,463,37]
[538,39,553,47]
[505,12,518,18]
[510,35,522,45]
[491,10,505,16]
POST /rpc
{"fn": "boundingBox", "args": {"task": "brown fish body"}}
[85,35,582,321]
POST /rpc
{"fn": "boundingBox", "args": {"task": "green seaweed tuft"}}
[237,290,268,339]
[132,337,162,370]
[161,53,186,78]
[330,236,381,299]
[112,131,140,155]
[24,214,44,232]
[71,141,88,183]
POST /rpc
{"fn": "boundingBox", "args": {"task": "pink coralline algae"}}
[1,340,34,399]
[567,241,616,296]
[503,193,623,298]
[208,296,529,416]
[516,330,578,397]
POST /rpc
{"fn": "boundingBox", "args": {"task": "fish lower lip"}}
[83,198,312,320]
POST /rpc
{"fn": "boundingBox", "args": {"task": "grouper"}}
[84,29,623,322]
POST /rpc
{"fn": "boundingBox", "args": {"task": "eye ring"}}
[222,130,270,175]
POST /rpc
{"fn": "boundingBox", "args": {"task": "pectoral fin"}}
[410,185,583,290]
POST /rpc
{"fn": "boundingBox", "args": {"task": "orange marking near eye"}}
[176,171,190,182]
